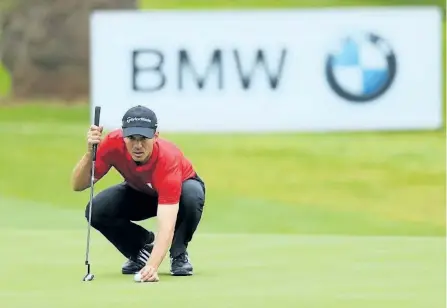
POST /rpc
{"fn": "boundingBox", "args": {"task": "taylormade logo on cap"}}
[126,117,152,124]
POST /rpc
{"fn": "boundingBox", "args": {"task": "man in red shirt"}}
[71,105,205,282]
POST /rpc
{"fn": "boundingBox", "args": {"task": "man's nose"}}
[133,141,142,148]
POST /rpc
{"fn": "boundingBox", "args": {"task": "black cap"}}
[121,105,158,138]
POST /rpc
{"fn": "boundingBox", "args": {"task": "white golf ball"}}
[134,272,142,282]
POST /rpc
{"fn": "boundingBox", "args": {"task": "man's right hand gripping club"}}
[87,124,103,154]
[71,124,104,191]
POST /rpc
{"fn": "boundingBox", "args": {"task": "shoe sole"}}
[122,268,143,275]
[124,270,192,275]
[170,270,193,276]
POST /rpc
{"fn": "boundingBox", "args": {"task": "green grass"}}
[0,1,445,306]
[1,228,445,308]
[0,103,444,307]
[0,103,445,236]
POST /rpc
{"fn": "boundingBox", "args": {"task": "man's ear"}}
[154,131,160,139]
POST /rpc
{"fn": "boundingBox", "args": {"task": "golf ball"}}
[134,272,142,282]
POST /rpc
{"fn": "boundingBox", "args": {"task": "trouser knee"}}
[180,186,204,216]
[85,201,105,228]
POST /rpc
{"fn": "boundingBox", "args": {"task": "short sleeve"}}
[153,158,182,205]
[93,134,113,181]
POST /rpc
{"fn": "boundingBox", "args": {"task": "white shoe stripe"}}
[137,248,151,263]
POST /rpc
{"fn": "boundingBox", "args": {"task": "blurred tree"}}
[0,0,137,101]
[0,0,15,99]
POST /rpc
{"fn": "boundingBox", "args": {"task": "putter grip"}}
[92,106,101,162]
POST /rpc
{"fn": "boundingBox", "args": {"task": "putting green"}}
[0,219,444,308]
[0,102,444,308]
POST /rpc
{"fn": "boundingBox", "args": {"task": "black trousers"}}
[85,175,205,259]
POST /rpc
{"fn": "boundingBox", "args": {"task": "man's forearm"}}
[71,152,93,191]
[147,228,174,269]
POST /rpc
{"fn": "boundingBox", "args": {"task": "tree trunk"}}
[0,0,137,100]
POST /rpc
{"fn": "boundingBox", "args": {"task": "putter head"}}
[83,273,95,281]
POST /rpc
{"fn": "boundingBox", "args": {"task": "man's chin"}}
[132,155,148,162]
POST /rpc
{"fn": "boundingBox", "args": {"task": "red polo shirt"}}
[93,129,196,205]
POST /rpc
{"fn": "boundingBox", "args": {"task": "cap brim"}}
[123,127,156,138]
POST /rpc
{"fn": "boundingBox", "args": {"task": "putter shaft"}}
[84,160,96,274]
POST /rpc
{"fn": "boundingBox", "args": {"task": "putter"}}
[83,106,101,282]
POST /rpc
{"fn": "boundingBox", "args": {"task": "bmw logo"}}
[325,32,397,103]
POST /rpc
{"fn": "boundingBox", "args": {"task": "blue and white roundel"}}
[325,32,397,103]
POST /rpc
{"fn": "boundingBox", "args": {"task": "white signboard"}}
[90,7,443,132]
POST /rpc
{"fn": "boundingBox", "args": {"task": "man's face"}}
[124,134,156,163]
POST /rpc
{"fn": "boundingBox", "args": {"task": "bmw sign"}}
[325,32,397,103]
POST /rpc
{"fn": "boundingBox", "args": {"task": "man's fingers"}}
[88,138,101,145]
[87,128,102,145]
[140,267,158,282]
[90,125,101,131]
[140,270,149,281]
[89,132,102,139]
[87,124,102,150]
[89,137,101,143]
[140,268,152,281]
[147,274,158,282]
[150,270,159,282]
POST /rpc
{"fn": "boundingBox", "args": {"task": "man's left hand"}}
[139,265,159,282]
